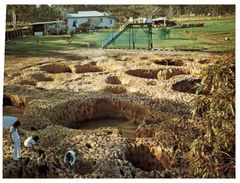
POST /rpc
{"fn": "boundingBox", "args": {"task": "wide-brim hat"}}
[3,116,18,127]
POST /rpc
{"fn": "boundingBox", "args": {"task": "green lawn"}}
[5,18,235,53]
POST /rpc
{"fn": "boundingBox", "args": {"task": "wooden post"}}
[132,25,135,49]
[148,24,153,50]
[5,32,8,41]
[16,29,19,38]
[128,25,131,49]
[8,31,11,40]
[13,30,17,39]
[150,24,153,49]
[11,31,14,40]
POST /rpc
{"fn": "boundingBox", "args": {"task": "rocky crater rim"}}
[16,78,37,86]
[125,142,173,172]
[157,68,190,80]
[125,69,160,79]
[105,75,122,85]
[103,86,127,94]
[3,94,26,108]
[198,59,210,64]
[73,63,103,73]
[153,58,184,66]
[28,72,54,82]
[40,63,72,73]
[47,98,150,129]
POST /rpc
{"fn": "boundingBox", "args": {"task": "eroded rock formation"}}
[3,49,216,178]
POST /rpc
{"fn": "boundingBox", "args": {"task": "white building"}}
[66,11,116,32]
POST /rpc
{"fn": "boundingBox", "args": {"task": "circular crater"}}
[3,95,13,106]
[126,143,172,172]
[153,58,184,66]
[3,95,25,120]
[47,98,149,136]
[40,64,72,74]
[29,73,54,82]
[12,74,39,86]
[103,86,127,94]
[172,79,201,94]
[139,56,149,60]
[18,79,37,86]
[198,59,210,64]
[3,94,25,108]
[157,68,189,80]
[74,63,103,73]
[105,76,121,85]
[126,69,159,79]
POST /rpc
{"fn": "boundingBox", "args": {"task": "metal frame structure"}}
[127,23,153,50]
[102,22,153,50]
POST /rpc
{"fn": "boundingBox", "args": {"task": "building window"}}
[110,19,112,24]
[100,18,103,23]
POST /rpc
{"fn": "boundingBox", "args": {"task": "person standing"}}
[10,121,21,160]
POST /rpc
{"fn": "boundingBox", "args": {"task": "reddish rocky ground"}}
[3,49,216,178]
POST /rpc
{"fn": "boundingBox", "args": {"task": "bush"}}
[159,27,171,39]
[80,23,90,32]
[189,53,235,178]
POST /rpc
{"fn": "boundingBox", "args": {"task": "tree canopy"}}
[6,5,235,27]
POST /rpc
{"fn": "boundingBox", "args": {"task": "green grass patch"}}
[5,18,235,54]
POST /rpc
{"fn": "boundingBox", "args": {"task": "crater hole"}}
[49,99,149,138]
[40,64,72,74]
[126,144,171,172]
[126,69,159,79]
[105,76,121,85]
[172,79,201,94]
[74,64,103,73]
[153,58,183,66]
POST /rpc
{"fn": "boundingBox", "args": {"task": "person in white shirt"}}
[24,136,39,148]
[10,121,21,160]
[64,150,77,166]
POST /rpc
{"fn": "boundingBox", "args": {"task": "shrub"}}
[80,23,90,32]
[189,53,235,177]
[159,27,171,39]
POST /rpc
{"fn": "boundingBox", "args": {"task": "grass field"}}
[5,18,235,54]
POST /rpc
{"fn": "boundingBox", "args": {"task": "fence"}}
[5,28,31,41]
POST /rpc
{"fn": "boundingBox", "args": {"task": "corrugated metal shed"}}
[30,21,65,35]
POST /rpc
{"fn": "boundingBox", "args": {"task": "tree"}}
[189,53,235,178]
[159,27,171,39]
[6,5,28,27]
[6,5,235,28]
